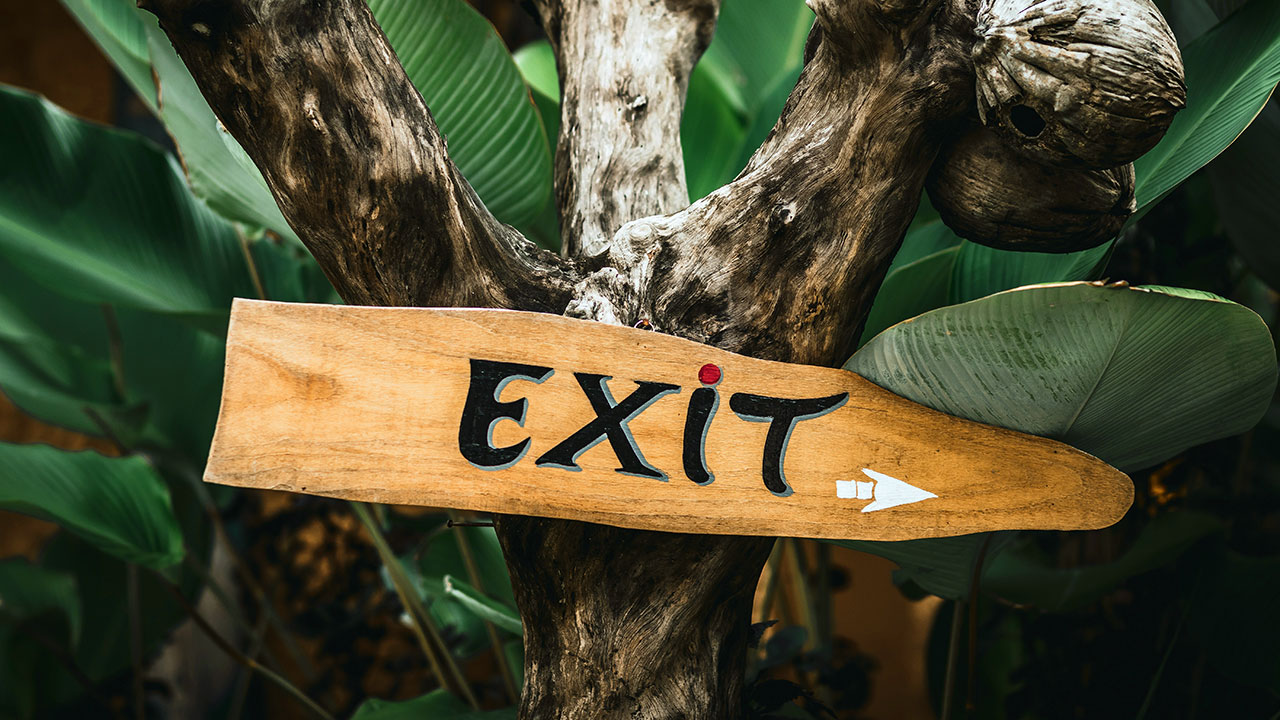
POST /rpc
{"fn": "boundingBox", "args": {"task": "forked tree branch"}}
[532,0,719,257]
[570,0,1182,367]
[142,0,1185,717]
[571,0,981,363]
[142,0,579,312]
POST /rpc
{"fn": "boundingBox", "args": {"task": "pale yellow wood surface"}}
[205,300,1133,540]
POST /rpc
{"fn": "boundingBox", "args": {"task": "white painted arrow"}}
[836,468,938,513]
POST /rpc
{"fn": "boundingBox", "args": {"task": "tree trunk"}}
[141,0,1184,715]
[497,519,772,718]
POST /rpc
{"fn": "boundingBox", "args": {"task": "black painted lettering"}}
[683,387,719,485]
[729,392,848,496]
[458,359,554,470]
[536,374,680,479]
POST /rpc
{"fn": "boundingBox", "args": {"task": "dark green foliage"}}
[0,0,1278,716]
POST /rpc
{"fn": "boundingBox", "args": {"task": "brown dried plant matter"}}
[140,0,1183,716]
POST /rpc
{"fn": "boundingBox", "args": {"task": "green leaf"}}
[368,0,552,228]
[1208,102,1280,288]
[0,85,256,332]
[0,559,82,645]
[142,19,301,243]
[1133,0,1280,210]
[0,443,184,570]
[859,243,960,345]
[984,511,1222,611]
[351,690,516,720]
[683,57,749,200]
[860,223,1109,348]
[848,282,1277,472]
[118,308,226,461]
[0,267,137,438]
[59,0,155,109]
[64,0,302,241]
[350,690,469,720]
[442,575,523,635]
[946,242,1111,306]
[703,0,813,113]
[513,40,560,148]
[830,533,1014,600]
[1189,548,1280,694]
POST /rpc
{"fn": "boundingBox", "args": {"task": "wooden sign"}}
[205,299,1132,541]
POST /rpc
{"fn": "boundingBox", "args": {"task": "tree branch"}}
[142,0,579,312]
[533,0,719,257]
[573,0,1183,366]
[571,2,979,363]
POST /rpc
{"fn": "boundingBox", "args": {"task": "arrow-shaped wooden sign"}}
[205,299,1133,541]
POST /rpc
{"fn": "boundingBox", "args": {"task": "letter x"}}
[536,374,680,479]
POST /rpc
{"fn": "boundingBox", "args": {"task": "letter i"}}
[683,364,722,485]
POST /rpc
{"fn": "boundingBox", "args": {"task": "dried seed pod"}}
[973,0,1185,169]
[927,125,1135,252]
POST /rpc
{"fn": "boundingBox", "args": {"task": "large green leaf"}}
[1189,548,1280,694]
[860,223,1109,348]
[368,0,552,228]
[946,243,1111,306]
[830,533,1014,600]
[0,559,81,645]
[351,690,516,720]
[70,0,551,233]
[59,0,155,109]
[683,57,750,200]
[142,19,301,243]
[859,241,960,344]
[983,511,1222,611]
[1208,102,1280,288]
[848,282,1277,472]
[0,558,85,720]
[118,308,226,461]
[0,85,255,331]
[0,258,227,461]
[0,443,183,570]
[0,267,139,439]
[513,40,559,149]
[1133,0,1280,209]
[702,0,812,114]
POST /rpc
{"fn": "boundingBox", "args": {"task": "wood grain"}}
[206,300,1132,541]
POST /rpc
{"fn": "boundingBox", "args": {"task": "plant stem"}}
[159,578,335,720]
[169,459,318,682]
[940,599,965,720]
[758,539,785,623]
[784,539,815,649]
[228,609,271,720]
[965,534,993,715]
[2,607,123,719]
[236,228,269,301]
[351,502,479,709]
[127,563,145,720]
[450,511,520,704]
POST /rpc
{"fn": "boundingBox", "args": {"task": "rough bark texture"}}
[141,0,578,311]
[927,125,1135,252]
[497,519,773,719]
[143,0,1185,716]
[532,0,719,256]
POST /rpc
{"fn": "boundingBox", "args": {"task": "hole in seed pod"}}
[1010,104,1047,138]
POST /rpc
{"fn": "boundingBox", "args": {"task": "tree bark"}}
[142,0,1184,716]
